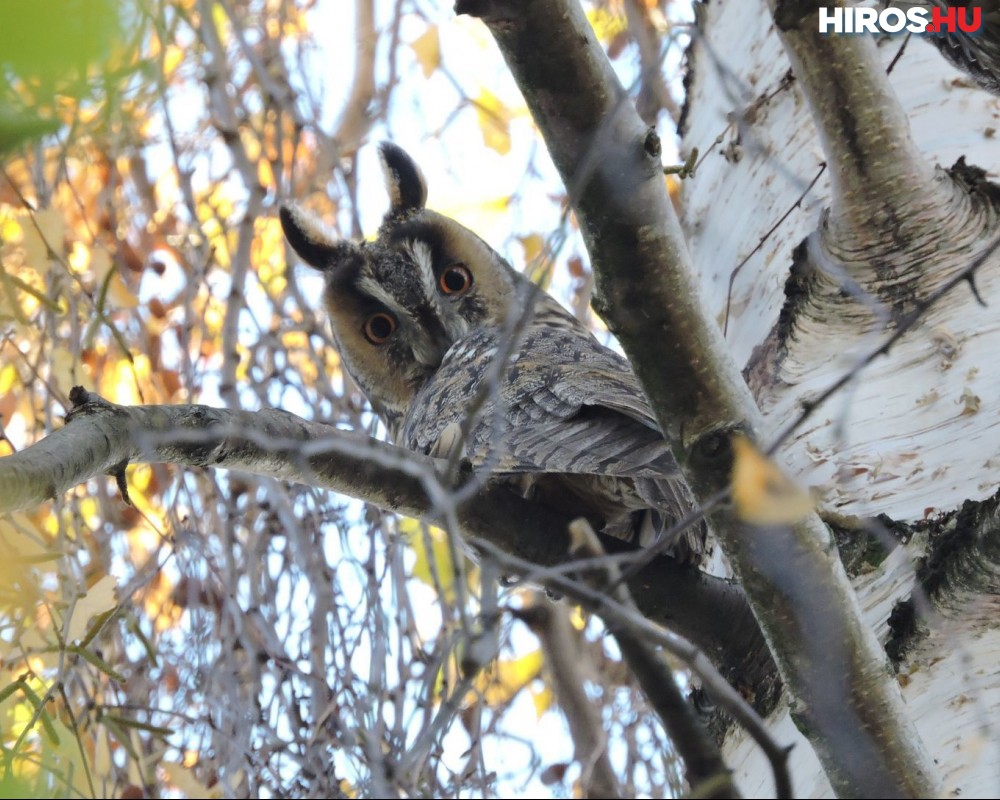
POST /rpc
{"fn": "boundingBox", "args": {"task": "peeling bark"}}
[683,0,1000,795]
[925,0,1000,95]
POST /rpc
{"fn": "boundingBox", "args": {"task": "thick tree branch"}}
[886,486,1000,663]
[769,0,961,245]
[764,1,999,336]
[0,387,770,693]
[518,599,622,799]
[456,0,940,795]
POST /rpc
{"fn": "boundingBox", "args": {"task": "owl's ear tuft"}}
[280,203,357,270]
[379,142,428,214]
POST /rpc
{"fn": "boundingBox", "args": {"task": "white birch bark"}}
[682,1,1000,795]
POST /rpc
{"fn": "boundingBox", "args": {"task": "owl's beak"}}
[410,303,454,369]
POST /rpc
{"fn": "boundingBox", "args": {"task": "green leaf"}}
[0,111,59,155]
[0,0,123,88]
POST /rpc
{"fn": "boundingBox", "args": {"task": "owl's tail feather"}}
[631,477,709,564]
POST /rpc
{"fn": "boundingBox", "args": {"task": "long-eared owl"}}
[280,143,704,561]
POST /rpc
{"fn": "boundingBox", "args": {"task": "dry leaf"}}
[731,435,813,525]
[474,89,513,155]
[66,574,119,643]
[411,25,440,79]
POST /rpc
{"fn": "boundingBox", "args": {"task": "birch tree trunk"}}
[680,0,1000,795]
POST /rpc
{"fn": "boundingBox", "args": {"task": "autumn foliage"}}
[0,1,695,797]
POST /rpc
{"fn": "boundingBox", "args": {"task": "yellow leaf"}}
[162,762,224,799]
[128,463,154,494]
[532,684,553,718]
[254,216,285,285]
[401,519,457,598]
[474,89,512,155]
[210,1,229,47]
[147,30,162,60]
[0,362,19,394]
[0,212,19,242]
[163,44,184,78]
[731,436,813,525]
[66,574,118,643]
[586,7,629,43]
[282,7,308,37]
[20,208,64,274]
[518,233,544,264]
[411,25,440,79]
[101,353,144,405]
[433,195,513,240]
[257,157,275,190]
[67,241,87,273]
[519,233,554,288]
[240,128,261,162]
[480,649,543,706]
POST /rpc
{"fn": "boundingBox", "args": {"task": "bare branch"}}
[517,597,622,800]
[474,535,790,800]
[0,387,770,691]
[567,519,744,799]
[332,0,378,152]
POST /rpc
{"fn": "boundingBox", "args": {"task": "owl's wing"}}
[404,323,676,480]
[490,335,708,553]
[488,360,673,478]
[402,323,703,553]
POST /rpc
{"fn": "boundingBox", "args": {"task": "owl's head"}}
[280,143,521,427]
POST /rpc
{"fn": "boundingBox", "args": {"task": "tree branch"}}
[0,387,772,695]
[769,0,961,247]
[567,519,747,799]
[331,0,378,152]
[455,0,941,795]
[517,598,622,799]
[475,535,789,799]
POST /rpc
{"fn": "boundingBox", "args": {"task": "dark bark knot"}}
[772,0,822,32]
[644,128,661,159]
[689,429,734,471]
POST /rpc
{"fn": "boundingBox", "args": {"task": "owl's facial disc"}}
[347,240,468,379]
[281,143,524,430]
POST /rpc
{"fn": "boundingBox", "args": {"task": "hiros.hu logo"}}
[818,4,983,35]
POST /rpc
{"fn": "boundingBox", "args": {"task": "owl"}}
[280,143,704,561]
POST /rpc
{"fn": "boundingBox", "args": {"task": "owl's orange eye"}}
[439,264,473,296]
[363,312,397,344]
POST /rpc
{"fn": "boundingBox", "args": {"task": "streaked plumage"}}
[280,143,703,559]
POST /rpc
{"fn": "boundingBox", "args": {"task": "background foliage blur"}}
[0,0,691,797]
